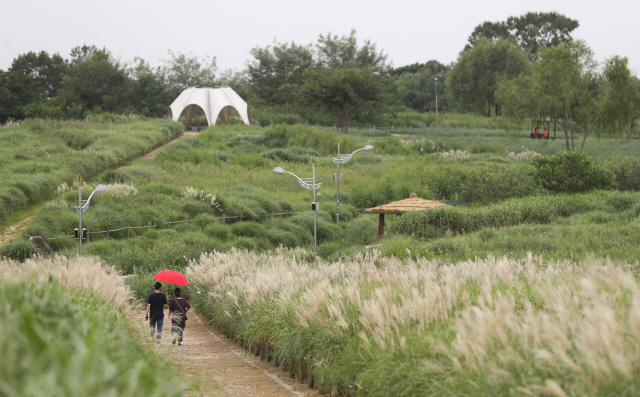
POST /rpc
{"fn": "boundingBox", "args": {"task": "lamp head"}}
[273,167,286,174]
[362,145,374,151]
[94,184,107,193]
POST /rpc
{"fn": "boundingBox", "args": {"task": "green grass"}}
[0,116,182,223]
[0,281,186,396]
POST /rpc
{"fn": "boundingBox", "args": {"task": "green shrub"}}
[607,156,640,191]
[47,236,77,251]
[457,163,540,203]
[532,151,615,193]
[0,240,44,261]
[231,222,268,239]
[205,223,231,241]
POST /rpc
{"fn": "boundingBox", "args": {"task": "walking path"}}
[151,312,318,397]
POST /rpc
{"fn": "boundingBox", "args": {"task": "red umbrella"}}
[153,270,189,285]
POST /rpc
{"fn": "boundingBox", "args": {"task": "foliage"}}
[247,41,313,107]
[606,155,640,191]
[447,38,530,117]
[0,240,43,261]
[59,46,129,117]
[161,50,217,98]
[394,60,449,112]
[468,12,579,56]
[301,67,392,133]
[532,151,614,193]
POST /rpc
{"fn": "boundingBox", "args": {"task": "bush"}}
[457,164,540,203]
[0,240,44,261]
[607,156,640,191]
[204,223,231,241]
[532,151,615,193]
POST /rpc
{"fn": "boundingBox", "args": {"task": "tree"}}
[300,67,390,133]
[497,42,633,151]
[0,70,44,123]
[247,41,313,109]
[10,51,67,98]
[394,61,449,112]
[59,47,129,116]
[162,50,217,98]
[316,28,388,72]
[127,58,169,118]
[447,38,530,117]
[601,60,640,139]
[468,12,579,57]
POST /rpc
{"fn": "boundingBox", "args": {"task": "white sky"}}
[2,0,639,74]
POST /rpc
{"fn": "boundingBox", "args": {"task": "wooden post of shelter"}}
[377,214,385,241]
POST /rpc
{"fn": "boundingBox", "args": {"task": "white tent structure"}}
[168,86,252,129]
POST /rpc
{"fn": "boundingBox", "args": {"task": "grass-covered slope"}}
[0,116,182,223]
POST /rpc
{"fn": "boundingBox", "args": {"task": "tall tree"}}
[0,70,44,123]
[601,60,640,139]
[127,58,169,118]
[59,47,129,116]
[10,51,67,97]
[316,28,388,72]
[247,41,313,109]
[301,67,390,133]
[497,42,632,151]
[468,12,580,57]
[447,38,530,117]
[394,60,448,112]
[161,50,217,98]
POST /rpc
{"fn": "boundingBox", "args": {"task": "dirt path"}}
[150,311,318,397]
[0,216,33,246]
[141,131,200,160]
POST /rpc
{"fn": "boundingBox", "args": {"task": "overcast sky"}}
[2,0,638,74]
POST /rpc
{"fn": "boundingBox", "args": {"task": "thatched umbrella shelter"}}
[365,193,451,240]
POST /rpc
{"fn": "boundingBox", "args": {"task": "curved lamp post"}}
[75,180,107,255]
[273,166,321,260]
[332,144,373,224]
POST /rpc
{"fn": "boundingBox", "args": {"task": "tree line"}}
[2,12,639,145]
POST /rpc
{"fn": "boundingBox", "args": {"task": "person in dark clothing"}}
[168,287,191,346]
[145,282,167,343]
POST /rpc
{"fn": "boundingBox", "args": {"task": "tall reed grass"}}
[188,249,640,396]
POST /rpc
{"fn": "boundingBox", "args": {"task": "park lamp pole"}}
[75,176,107,256]
[332,144,374,224]
[435,77,439,156]
[273,166,321,260]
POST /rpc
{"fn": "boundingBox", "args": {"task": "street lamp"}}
[273,165,321,260]
[332,144,373,224]
[74,176,107,255]
[435,77,439,156]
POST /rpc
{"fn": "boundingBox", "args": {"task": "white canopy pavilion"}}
[168,86,252,129]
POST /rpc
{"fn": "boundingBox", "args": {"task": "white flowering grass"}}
[441,149,470,162]
[188,249,640,396]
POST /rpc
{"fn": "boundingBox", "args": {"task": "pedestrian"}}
[145,282,167,344]
[168,287,191,345]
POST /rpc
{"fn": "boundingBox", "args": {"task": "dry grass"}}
[0,254,134,312]
[188,249,640,395]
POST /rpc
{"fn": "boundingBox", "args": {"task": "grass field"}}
[0,116,182,224]
[2,118,640,395]
[188,249,640,397]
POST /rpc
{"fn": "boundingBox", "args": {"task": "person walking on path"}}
[168,287,191,345]
[146,282,168,343]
